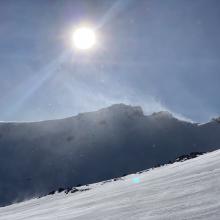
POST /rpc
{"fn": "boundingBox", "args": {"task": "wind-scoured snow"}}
[1,150,220,220]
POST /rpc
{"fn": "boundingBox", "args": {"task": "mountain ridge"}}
[0,103,215,125]
[0,103,220,207]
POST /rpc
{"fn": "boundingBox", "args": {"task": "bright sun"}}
[73,27,96,50]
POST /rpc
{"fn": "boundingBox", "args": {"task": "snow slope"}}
[1,150,220,220]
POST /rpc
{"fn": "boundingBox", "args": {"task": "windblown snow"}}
[1,150,220,220]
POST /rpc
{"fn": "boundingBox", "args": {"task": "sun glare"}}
[73,27,96,50]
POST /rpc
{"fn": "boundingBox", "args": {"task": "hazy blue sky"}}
[0,0,220,122]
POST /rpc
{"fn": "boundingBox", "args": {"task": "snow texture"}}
[1,150,220,220]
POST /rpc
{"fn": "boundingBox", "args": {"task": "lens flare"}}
[132,177,140,184]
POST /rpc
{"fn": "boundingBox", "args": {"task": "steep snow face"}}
[1,150,220,220]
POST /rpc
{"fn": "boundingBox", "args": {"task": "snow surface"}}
[1,150,220,220]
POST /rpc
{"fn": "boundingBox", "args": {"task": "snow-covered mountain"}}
[0,104,220,207]
[1,150,220,220]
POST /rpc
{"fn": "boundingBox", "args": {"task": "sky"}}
[0,0,220,122]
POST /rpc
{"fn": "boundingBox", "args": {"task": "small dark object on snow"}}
[57,188,65,193]
[64,187,72,194]
[71,188,79,193]
[48,190,56,195]
[80,188,90,192]
[175,152,204,162]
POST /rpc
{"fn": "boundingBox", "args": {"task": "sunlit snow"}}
[1,150,220,220]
